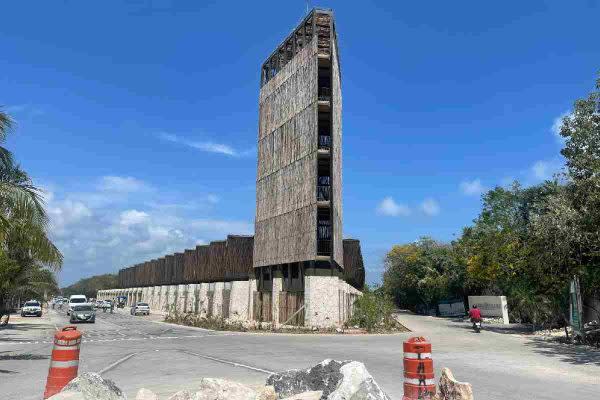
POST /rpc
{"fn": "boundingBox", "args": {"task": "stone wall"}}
[98,277,360,328]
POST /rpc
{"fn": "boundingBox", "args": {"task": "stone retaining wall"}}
[97,277,360,328]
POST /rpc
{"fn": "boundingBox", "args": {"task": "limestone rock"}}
[48,392,85,400]
[330,362,389,400]
[58,373,125,400]
[282,392,323,400]
[438,368,473,400]
[169,390,192,400]
[193,378,257,400]
[267,359,390,400]
[136,388,159,400]
[256,386,277,400]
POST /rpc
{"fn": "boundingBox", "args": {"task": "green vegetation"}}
[348,286,407,332]
[0,109,62,313]
[383,74,600,338]
[61,273,118,299]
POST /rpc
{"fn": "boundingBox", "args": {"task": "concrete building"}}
[98,9,362,328]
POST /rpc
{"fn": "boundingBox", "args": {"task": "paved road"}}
[1,308,599,400]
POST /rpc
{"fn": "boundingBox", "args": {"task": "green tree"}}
[383,237,463,311]
[62,274,118,299]
[0,109,62,314]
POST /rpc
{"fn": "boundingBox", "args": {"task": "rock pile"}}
[47,360,473,400]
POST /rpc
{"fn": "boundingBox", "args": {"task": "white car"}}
[21,300,42,317]
[67,295,87,315]
[130,302,150,316]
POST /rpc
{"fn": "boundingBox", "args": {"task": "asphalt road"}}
[1,307,598,400]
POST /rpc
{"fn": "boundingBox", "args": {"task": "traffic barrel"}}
[43,326,82,399]
[403,336,435,400]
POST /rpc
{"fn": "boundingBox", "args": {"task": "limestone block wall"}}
[198,283,209,317]
[97,276,361,328]
[305,275,341,328]
[229,280,250,322]
[213,282,224,317]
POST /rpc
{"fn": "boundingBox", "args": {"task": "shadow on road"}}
[523,337,600,366]
[0,353,49,361]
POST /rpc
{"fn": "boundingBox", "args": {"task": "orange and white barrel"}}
[43,326,82,399]
[403,336,435,400]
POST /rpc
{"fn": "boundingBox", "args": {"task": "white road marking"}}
[98,353,138,374]
[183,350,275,375]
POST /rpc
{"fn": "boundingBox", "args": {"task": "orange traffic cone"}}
[43,326,82,399]
[403,336,436,400]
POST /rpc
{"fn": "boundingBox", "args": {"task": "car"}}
[94,300,104,309]
[67,295,87,315]
[69,304,96,323]
[21,300,42,317]
[130,302,150,316]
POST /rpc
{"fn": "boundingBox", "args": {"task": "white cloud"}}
[420,198,440,216]
[531,160,562,181]
[43,179,252,286]
[119,210,149,226]
[376,197,411,217]
[159,132,246,157]
[460,179,486,196]
[552,111,571,144]
[98,176,151,193]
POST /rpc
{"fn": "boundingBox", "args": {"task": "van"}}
[67,295,87,315]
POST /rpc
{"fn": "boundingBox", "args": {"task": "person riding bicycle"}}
[469,304,482,327]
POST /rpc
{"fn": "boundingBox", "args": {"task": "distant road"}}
[1,308,598,400]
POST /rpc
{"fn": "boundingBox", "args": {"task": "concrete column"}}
[305,274,341,328]
[212,282,224,317]
[178,284,187,313]
[228,281,249,322]
[198,283,208,317]
[272,272,283,327]
[167,285,177,313]
[248,279,257,321]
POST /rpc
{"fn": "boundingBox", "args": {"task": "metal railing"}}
[317,185,330,201]
[317,240,331,256]
[318,135,331,150]
[318,87,331,101]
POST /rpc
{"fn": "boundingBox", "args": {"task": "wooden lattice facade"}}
[254,8,343,275]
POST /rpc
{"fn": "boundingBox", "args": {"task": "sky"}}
[1,1,599,286]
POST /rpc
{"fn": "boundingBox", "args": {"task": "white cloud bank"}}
[45,176,251,285]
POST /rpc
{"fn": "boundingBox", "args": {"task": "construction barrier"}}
[43,326,82,399]
[403,336,435,400]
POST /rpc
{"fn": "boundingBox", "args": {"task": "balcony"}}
[317,185,330,201]
[317,240,331,256]
[318,135,331,150]
[318,87,331,102]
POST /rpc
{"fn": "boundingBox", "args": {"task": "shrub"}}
[349,287,400,332]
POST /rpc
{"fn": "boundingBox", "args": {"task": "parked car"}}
[69,304,96,323]
[130,302,150,316]
[21,300,42,317]
[67,295,87,315]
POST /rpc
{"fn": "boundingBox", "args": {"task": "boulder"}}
[136,388,159,400]
[438,368,473,400]
[54,373,125,400]
[168,390,192,400]
[267,359,390,400]
[48,392,85,400]
[193,378,257,400]
[256,386,277,400]
[281,392,323,400]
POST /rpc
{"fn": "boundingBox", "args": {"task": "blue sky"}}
[1,1,598,286]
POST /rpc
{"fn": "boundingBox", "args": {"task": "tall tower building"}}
[253,9,345,327]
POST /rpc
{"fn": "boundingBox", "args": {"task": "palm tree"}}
[0,109,62,323]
